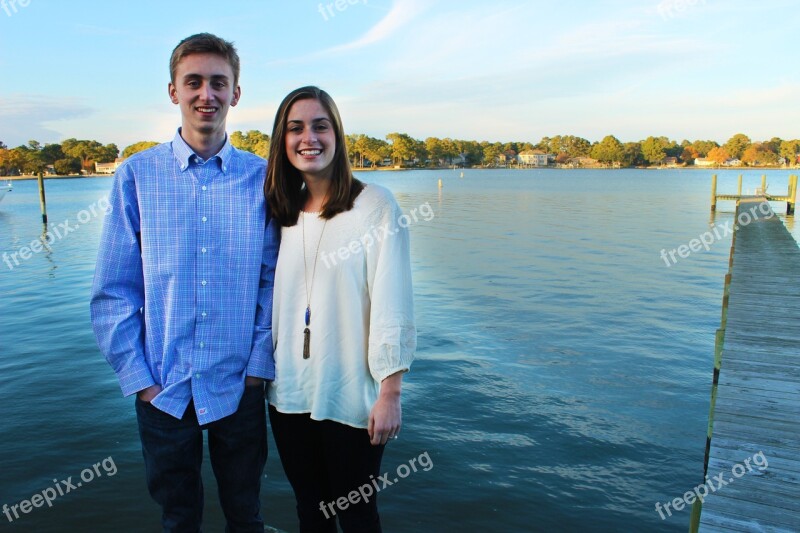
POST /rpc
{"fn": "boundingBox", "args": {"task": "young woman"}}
[265,86,416,532]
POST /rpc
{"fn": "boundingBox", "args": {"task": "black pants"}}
[269,406,384,533]
[135,385,268,533]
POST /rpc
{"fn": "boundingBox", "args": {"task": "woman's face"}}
[284,98,336,180]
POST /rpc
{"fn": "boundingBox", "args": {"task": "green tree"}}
[779,140,800,165]
[386,133,417,166]
[482,142,502,167]
[230,130,270,158]
[122,141,159,158]
[723,133,751,160]
[54,158,82,175]
[623,142,645,166]
[62,139,119,173]
[40,143,65,165]
[361,136,389,167]
[590,135,625,164]
[691,140,719,157]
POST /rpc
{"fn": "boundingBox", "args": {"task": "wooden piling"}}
[736,174,742,196]
[788,174,797,216]
[37,172,48,224]
[760,174,767,194]
[710,174,717,211]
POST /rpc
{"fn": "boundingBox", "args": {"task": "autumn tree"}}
[707,147,731,164]
[681,146,699,164]
[741,143,779,166]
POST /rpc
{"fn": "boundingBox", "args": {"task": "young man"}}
[90,33,277,532]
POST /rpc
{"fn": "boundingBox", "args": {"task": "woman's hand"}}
[368,372,404,445]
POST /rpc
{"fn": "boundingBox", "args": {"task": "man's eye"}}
[187,81,200,88]
[213,82,226,89]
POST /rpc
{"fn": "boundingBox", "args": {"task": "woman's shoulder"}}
[355,182,399,211]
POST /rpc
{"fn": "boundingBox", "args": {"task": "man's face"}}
[168,53,240,139]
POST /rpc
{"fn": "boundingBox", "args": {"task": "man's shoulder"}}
[229,146,267,169]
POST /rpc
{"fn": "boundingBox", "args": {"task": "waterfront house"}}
[518,150,553,167]
[94,157,125,175]
[694,157,716,167]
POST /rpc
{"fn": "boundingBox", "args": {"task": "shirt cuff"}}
[247,344,276,380]
[116,358,157,397]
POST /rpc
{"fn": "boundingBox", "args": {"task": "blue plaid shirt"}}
[91,130,278,425]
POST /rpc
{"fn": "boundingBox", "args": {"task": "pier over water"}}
[692,197,800,532]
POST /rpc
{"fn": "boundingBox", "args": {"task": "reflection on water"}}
[0,170,797,532]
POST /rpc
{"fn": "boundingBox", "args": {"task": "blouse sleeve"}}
[364,187,417,383]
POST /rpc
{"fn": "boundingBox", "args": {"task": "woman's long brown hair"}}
[265,86,363,227]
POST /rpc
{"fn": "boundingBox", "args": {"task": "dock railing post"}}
[761,174,767,195]
[37,172,48,224]
[737,174,742,196]
[711,174,717,211]
[788,174,797,216]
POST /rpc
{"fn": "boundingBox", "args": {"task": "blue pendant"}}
[305,306,310,326]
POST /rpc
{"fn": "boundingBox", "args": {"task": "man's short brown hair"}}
[169,33,240,86]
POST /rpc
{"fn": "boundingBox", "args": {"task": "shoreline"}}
[2,165,798,181]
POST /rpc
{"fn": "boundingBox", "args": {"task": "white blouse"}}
[268,183,416,428]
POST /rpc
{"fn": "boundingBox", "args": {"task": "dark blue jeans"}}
[269,406,384,533]
[135,384,267,533]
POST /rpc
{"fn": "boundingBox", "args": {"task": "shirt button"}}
[201,185,207,191]
[195,373,201,379]
[201,311,207,318]
[201,247,207,253]
[202,216,208,222]
[201,280,207,286]
[199,342,205,348]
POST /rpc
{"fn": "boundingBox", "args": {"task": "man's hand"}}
[137,384,162,403]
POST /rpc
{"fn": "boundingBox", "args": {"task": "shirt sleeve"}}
[89,164,155,397]
[365,189,417,383]
[247,213,279,379]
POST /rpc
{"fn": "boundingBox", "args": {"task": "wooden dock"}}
[691,198,800,532]
[711,174,797,214]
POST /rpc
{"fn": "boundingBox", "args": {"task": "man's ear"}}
[231,85,241,107]
[168,83,179,105]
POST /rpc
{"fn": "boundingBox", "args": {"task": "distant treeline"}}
[2,132,798,175]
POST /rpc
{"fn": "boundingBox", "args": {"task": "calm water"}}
[0,169,797,532]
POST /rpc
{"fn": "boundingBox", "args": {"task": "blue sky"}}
[1,0,798,150]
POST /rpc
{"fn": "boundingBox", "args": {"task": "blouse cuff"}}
[368,326,416,382]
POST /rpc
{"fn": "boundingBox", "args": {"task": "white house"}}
[95,158,125,174]
[518,150,553,167]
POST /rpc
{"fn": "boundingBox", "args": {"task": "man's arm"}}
[246,214,280,381]
[90,164,155,397]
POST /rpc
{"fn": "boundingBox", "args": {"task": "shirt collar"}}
[171,128,233,174]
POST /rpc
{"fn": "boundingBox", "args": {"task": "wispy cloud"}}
[0,95,94,146]
[266,0,428,66]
